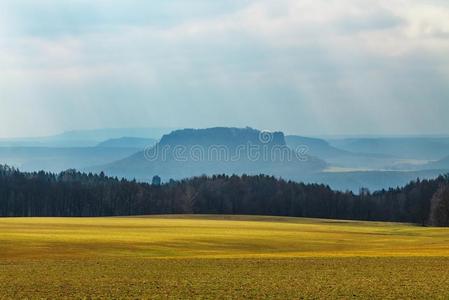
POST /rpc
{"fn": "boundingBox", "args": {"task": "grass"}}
[2,215,449,298]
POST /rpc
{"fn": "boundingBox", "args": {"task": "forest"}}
[1,165,448,226]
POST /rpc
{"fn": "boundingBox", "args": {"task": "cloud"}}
[0,0,448,137]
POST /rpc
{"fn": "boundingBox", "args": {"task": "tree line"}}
[1,165,449,226]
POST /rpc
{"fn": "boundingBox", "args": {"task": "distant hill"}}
[0,127,173,148]
[92,128,449,191]
[53,128,171,143]
[97,137,157,149]
[0,147,139,173]
[3,128,448,192]
[286,135,403,170]
[330,137,449,160]
[285,135,350,159]
[95,127,327,181]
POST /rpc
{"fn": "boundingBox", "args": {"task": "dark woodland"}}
[1,165,449,226]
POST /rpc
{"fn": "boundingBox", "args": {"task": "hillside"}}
[91,128,449,191]
[286,135,399,170]
[285,135,350,159]
[96,127,327,181]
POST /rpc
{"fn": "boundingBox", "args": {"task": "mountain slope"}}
[286,135,404,170]
[285,135,350,159]
[96,127,327,181]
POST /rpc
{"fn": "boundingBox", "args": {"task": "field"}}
[2,215,449,299]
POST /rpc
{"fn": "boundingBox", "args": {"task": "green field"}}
[2,215,449,299]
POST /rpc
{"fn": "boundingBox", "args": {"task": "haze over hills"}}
[425,156,449,171]
[0,128,168,173]
[97,137,157,149]
[0,147,140,173]
[285,136,350,159]
[95,127,328,182]
[285,135,400,170]
[0,127,448,192]
[277,134,448,191]
[0,128,172,148]
[329,137,449,161]
[89,127,449,191]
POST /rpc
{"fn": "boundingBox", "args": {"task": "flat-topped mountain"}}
[160,127,285,147]
[95,127,327,181]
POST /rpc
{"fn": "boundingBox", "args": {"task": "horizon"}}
[2,126,449,141]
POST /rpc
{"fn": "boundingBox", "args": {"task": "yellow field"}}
[2,215,449,298]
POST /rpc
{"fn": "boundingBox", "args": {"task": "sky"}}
[1,0,449,138]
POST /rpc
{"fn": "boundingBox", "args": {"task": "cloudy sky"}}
[1,0,449,138]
